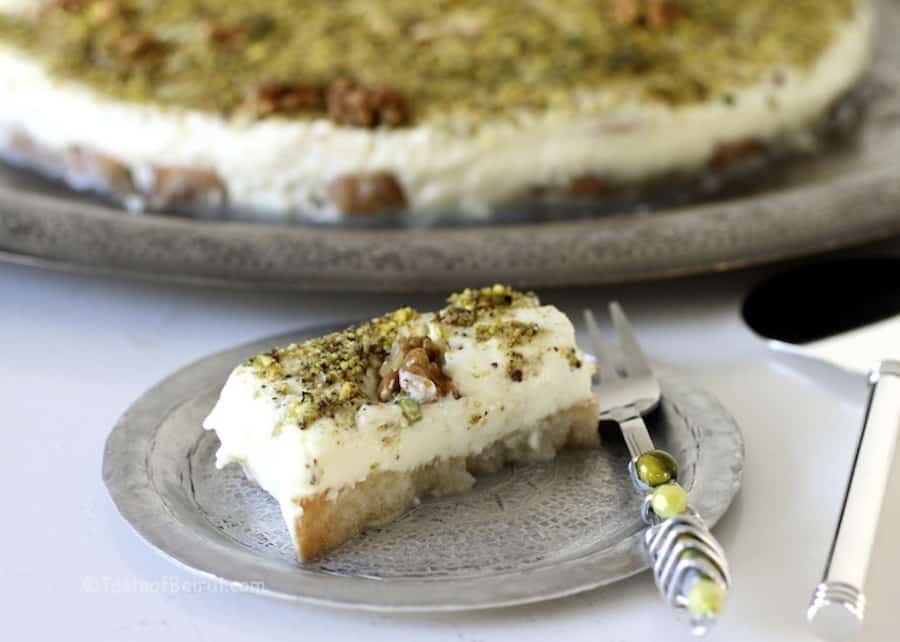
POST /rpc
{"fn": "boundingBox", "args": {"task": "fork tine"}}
[608,302,654,377]
[583,309,623,381]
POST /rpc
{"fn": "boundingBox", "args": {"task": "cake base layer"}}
[291,398,599,561]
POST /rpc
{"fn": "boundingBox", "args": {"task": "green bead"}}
[687,578,726,617]
[635,449,679,486]
[651,482,689,518]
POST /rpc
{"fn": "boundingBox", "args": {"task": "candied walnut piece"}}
[567,174,614,197]
[148,166,227,208]
[709,139,767,171]
[243,81,325,117]
[614,0,678,30]
[208,23,242,46]
[64,146,134,195]
[327,77,410,129]
[330,171,407,215]
[646,0,678,29]
[378,337,459,403]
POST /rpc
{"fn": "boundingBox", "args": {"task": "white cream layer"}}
[0,2,872,220]
[203,305,594,517]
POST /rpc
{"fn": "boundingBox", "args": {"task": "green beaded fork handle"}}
[631,449,732,635]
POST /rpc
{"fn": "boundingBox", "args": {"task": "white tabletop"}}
[4,261,900,642]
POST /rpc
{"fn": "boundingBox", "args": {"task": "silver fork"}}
[585,303,732,636]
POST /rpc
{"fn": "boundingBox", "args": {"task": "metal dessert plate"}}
[102,323,744,611]
[4,2,900,291]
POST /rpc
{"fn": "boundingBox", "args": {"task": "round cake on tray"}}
[0,0,873,221]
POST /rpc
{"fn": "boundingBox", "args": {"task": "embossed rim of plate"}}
[3,0,900,291]
[102,323,744,611]
[3,157,900,292]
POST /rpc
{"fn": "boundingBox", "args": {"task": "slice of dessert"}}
[203,286,599,561]
[0,0,873,218]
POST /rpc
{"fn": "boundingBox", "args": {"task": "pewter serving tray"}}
[3,2,900,291]
[102,324,744,611]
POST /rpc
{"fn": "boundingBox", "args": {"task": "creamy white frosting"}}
[203,304,594,524]
[0,2,873,219]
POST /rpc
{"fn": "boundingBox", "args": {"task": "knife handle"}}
[807,360,900,642]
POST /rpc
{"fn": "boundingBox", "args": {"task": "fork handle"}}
[620,414,655,459]
[643,510,730,636]
[629,442,731,636]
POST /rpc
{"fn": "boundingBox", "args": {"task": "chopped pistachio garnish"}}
[475,320,541,345]
[286,397,318,426]
[439,284,537,327]
[338,381,355,401]
[398,398,423,425]
[248,306,419,427]
[240,285,552,427]
[0,0,859,124]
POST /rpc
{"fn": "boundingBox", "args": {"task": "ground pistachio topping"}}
[247,306,419,428]
[246,285,548,429]
[0,0,858,125]
[439,284,538,327]
[474,319,541,345]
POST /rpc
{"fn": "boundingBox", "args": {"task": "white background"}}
[3,261,899,641]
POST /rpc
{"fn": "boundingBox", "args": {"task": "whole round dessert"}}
[0,0,873,220]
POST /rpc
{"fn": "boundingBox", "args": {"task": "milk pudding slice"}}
[203,286,599,561]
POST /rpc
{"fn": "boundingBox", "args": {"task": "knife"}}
[742,257,900,642]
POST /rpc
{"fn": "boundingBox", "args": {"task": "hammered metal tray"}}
[3,2,900,291]
[102,323,744,610]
